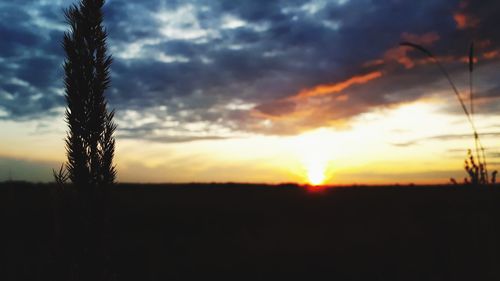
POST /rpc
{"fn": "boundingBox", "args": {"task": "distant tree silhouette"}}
[57,0,116,189]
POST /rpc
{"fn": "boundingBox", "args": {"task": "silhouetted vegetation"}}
[57,0,116,188]
[400,41,497,185]
[51,0,116,279]
[2,182,500,280]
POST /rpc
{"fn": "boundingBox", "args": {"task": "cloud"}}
[453,12,479,30]
[119,134,228,143]
[254,100,297,117]
[392,131,500,147]
[250,71,383,133]
[373,32,441,69]
[483,50,500,60]
[453,1,480,30]
[2,0,500,141]
[295,71,382,99]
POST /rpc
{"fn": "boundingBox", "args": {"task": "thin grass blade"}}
[399,42,434,58]
[469,42,474,73]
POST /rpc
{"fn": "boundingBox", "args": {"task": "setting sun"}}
[291,129,335,185]
[306,161,328,185]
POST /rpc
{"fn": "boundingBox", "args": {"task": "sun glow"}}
[305,160,328,185]
[291,129,336,185]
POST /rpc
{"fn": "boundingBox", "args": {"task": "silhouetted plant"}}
[53,0,115,279]
[56,0,116,189]
[53,163,69,190]
[400,41,497,185]
[464,149,485,185]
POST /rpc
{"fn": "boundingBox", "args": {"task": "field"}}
[2,182,500,280]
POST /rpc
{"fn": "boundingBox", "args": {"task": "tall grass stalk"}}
[467,42,489,182]
[400,41,492,184]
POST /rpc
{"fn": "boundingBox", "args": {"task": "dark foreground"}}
[1,182,500,280]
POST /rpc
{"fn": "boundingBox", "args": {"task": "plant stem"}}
[400,41,490,183]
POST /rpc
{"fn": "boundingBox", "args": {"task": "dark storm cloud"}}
[0,1,66,120]
[2,0,500,140]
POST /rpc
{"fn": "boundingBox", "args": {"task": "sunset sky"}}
[1,0,500,185]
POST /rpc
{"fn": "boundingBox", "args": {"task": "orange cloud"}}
[401,32,440,46]
[381,32,440,69]
[251,71,383,133]
[295,71,383,99]
[384,47,415,68]
[483,50,500,60]
[453,12,479,30]
[453,13,467,29]
[363,59,384,68]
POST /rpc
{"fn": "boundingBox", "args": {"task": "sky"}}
[1,0,500,185]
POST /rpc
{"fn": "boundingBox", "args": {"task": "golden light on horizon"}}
[2,99,498,184]
[291,129,335,185]
[306,161,328,185]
